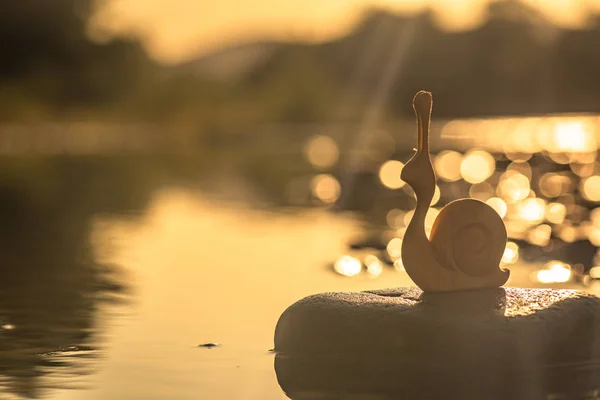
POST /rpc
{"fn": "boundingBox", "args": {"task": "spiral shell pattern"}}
[430,198,507,278]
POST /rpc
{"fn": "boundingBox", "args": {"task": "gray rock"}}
[274,287,600,399]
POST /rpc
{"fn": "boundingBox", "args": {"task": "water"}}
[0,156,597,399]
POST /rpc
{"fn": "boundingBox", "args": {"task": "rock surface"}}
[274,287,600,399]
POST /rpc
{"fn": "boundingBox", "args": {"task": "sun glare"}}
[92,0,592,63]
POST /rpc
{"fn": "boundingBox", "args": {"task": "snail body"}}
[400,91,509,292]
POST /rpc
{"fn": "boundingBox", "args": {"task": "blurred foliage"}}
[0,0,153,120]
[190,1,600,123]
[2,1,600,131]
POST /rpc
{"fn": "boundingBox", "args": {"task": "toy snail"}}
[400,90,510,292]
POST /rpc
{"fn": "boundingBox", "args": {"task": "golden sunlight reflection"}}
[539,173,571,198]
[506,152,533,162]
[590,266,600,279]
[545,202,567,225]
[460,150,495,184]
[502,241,519,265]
[581,176,600,202]
[534,261,572,284]
[517,198,546,224]
[553,120,596,153]
[386,208,405,229]
[311,174,341,203]
[486,197,507,218]
[497,172,530,203]
[425,208,440,231]
[403,210,415,227]
[433,150,462,182]
[591,208,600,226]
[507,161,532,181]
[570,161,598,177]
[558,223,579,243]
[365,254,383,278]
[395,226,407,239]
[442,115,600,156]
[527,224,552,247]
[587,224,600,246]
[571,151,597,164]
[304,135,339,169]
[547,152,571,165]
[393,258,405,272]
[386,237,402,260]
[379,160,405,189]
[431,185,441,206]
[469,182,495,202]
[334,255,362,277]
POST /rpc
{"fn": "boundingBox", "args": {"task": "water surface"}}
[0,158,596,399]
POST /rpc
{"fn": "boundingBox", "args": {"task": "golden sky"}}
[91,0,599,64]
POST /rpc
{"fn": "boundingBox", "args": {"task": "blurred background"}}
[2,0,600,398]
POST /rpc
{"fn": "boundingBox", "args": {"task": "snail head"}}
[400,90,436,200]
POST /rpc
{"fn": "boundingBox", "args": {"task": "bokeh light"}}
[311,174,341,203]
[304,135,339,169]
[497,172,530,203]
[431,185,441,206]
[534,261,572,284]
[539,173,572,198]
[506,151,532,162]
[587,225,600,246]
[553,120,596,153]
[334,255,361,277]
[365,254,383,278]
[545,202,567,224]
[486,197,507,218]
[393,258,405,272]
[502,241,519,264]
[558,223,579,243]
[506,161,532,181]
[470,182,495,201]
[517,198,546,224]
[591,207,600,226]
[528,224,552,247]
[379,160,405,189]
[460,150,495,184]
[570,161,597,178]
[425,208,440,231]
[403,210,415,227]
[433,150,462,182]
[386,237,403,260]
[386,208,405,228]
[581,176,600,202]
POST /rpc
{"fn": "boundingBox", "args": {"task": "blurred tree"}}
[0,0,94,77]
[0,0,153,117]
[228,0,600,124]
[2,0,600,129]
[555,25,600,112]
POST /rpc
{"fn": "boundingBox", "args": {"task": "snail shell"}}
[430,198,507,278]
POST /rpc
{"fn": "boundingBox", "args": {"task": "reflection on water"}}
[1,141,600,398]
[75,189,367,399]
[320,113,600,290]
[0,157,143,398]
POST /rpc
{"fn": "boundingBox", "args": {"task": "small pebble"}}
[198,343,220,348]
